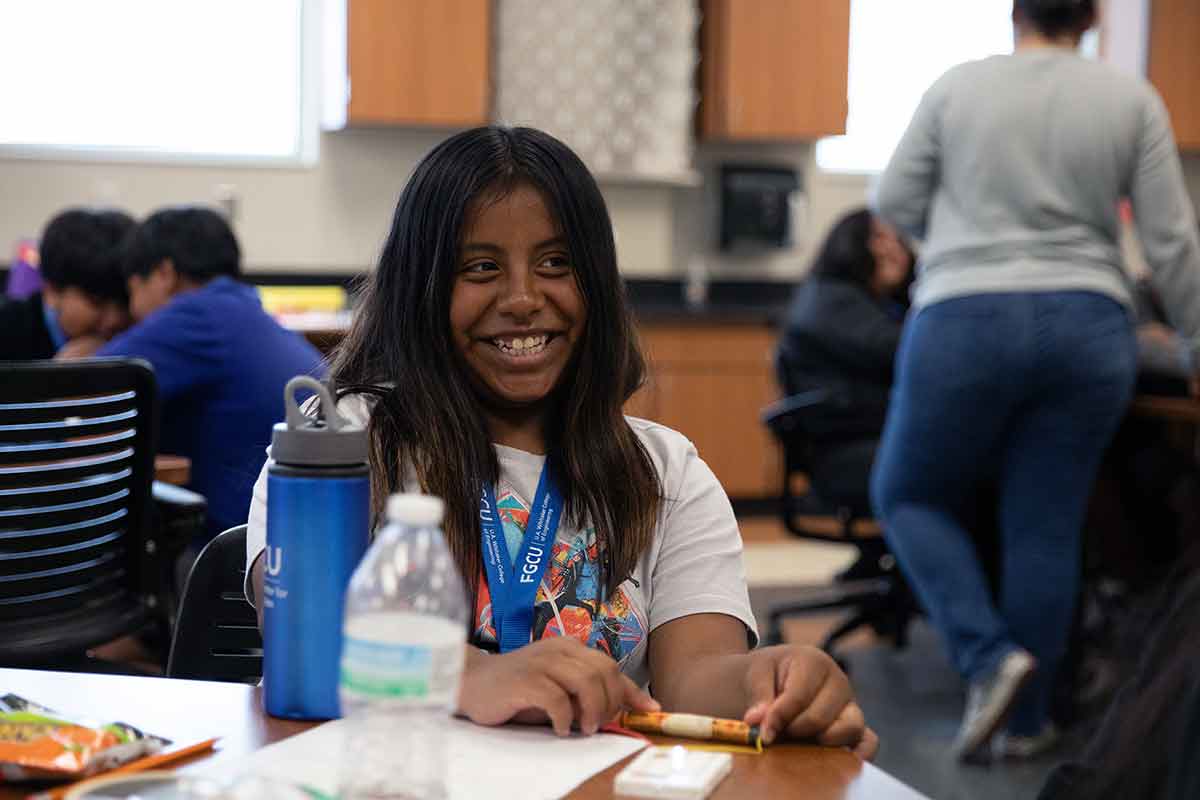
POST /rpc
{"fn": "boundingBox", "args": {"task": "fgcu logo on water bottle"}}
[266,546,283,577]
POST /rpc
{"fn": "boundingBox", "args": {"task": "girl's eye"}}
[539,254,571,272]
[462,260,500,276]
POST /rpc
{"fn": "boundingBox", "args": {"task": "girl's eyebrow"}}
[462,236,568,255]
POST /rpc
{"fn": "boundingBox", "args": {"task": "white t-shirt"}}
[244,395,758,688]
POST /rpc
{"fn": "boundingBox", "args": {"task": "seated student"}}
[94,207,325,539]
[0,208,133,360]
[774,207,914,516]
[1131,277,1195,393]
[245,126,878,756]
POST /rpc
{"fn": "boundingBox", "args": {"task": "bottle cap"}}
[386,493,445,527]
[271,375,367,467]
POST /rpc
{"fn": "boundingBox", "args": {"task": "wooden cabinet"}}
[332,0,491,128]
[1147,0,1200,150]
[627,322,782,499]
[698,0,850,141]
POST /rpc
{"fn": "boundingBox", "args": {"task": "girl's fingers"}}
[854,727,880,761]
[780,670,853,741]
[535,677,576,737]
[814,702,866,749]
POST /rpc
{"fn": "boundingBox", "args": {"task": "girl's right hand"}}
[457,637,660,736]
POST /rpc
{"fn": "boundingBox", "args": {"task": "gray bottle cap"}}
[271,375,368,467]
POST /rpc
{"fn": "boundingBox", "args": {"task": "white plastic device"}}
[614,745,733,800]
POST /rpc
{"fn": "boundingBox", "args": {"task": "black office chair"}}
[760,389,917,660]
[0,358,190,668]
[167,524,263,683]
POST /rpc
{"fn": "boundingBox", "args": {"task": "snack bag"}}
[0,694,169,782]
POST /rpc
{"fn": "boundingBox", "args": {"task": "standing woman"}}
[871,0,1200,761]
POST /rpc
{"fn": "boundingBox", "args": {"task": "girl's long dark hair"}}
[330,126,660,597]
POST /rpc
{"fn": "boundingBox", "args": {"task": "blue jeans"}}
[871,291,1137,735]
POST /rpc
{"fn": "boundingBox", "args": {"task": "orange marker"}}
[616,711,763,748]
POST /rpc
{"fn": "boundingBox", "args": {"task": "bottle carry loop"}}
[284,375,345,431]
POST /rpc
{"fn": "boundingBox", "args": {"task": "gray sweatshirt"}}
[873,48,1200,362]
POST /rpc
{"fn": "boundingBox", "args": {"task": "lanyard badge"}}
[479,462,564,653]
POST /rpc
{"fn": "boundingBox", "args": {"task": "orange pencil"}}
[27,737,219,800]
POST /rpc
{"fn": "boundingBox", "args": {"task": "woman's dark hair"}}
[1014,0,1096,38]
[123,206,241,282]
[330,125,660,597]
[39,208,135,301]
[811,208,876,289]
[1040,549,1200,799]
[811,206,914,295]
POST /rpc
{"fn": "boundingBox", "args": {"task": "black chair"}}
[167,524,263,683]
[760,389,917,660]
[0,358,189,668]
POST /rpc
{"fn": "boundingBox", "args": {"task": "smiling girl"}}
[245,126,876,756]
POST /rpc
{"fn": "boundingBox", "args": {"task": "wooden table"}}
[154,454,191,486]
[0,669,926,800]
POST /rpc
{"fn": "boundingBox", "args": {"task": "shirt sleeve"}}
[1130,89,1200,366]
[648,436,758,646]
[97,301,224,401]
[243,455,270,606]
[873,76,947,241]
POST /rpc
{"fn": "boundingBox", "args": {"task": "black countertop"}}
[624,279,793,326]
[244,273,796,327]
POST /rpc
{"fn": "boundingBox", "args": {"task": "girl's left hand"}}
[741,644,878,760]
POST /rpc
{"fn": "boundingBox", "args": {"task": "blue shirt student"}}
[99,276,326,538]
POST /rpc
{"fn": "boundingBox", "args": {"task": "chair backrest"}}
[167,524,263,683]
[0,358,160,663]
[761,389,883,542]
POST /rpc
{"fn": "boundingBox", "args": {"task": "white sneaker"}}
[952,649,1037,761]
[1000,723,1060,760]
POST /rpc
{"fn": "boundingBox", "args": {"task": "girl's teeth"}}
[495,335,548,353]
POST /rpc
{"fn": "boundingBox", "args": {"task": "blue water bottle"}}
[263,376,369,720]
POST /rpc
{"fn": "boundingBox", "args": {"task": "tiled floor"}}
[740,514,1084,800]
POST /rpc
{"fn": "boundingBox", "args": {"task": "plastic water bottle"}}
[338,493,469,800]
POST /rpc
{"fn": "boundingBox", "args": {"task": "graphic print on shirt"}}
[473,481,646,665]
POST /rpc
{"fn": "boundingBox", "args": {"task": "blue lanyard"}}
[479,461,564,653]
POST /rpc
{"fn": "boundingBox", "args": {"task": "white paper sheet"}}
[198,718,647,800]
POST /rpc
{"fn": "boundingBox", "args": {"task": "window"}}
[818,0,1028,174]
[818,1,1103,174]
[0,0,314,164]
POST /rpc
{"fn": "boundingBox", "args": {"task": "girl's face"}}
[450,182,587,418]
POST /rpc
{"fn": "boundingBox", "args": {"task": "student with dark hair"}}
[244,126,877,756]
[871,0,1200,761]
[0,208,133,360]
[775,207,914,514]
[94,206,325,539]
[1038,554,1200,799]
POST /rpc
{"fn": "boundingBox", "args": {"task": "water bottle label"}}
[340,637,432,699]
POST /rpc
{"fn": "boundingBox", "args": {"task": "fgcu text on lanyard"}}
[479,462,564,653]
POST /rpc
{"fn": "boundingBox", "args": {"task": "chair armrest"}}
[151,481,208,556]
[761,388,833,439]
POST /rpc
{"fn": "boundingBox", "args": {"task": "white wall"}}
[1,130,1196,281]
[0,127,678,277]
